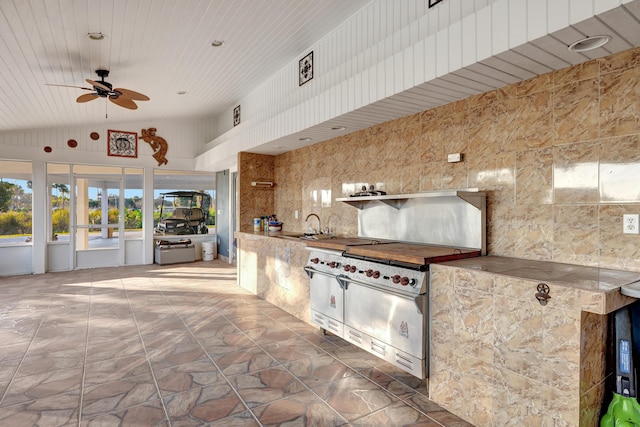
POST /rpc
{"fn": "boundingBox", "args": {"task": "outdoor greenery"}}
[1,181,215,238]
[0,181,15,212]
[0,210,31,235]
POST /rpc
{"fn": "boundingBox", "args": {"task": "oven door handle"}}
[336,274,349,290]
[304,267,346,289]
[304,266,338,280]
[339,276,416,300]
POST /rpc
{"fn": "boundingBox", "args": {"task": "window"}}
[124,168,143,239]
[153,170,216,235]
[0,161,33,245]
[48,163,70,242]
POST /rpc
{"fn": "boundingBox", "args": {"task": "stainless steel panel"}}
[343,280,426,358]
[310,309,344,336]
[343,324,425,378]
[355,194,486,254]
[308,269,344,323]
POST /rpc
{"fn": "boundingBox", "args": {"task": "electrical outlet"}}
[623,214,640,234]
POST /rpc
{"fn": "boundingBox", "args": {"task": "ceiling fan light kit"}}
[46,69,149,111]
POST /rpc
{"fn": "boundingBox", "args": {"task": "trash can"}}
[201,241,215,261]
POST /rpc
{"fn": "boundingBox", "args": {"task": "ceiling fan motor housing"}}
[94,70,116,98]
[96,69,110,79]
[46,68,148,109]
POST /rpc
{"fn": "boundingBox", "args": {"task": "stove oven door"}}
[305,267,344,337]
[342,278,427,378]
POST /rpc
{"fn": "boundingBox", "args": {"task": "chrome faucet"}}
[305,213,321,234]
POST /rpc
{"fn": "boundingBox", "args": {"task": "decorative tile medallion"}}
[107,129,138,158]
[234,105,241,127]
[299,51,314,86]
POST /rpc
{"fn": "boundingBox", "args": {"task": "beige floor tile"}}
[0,260,462,426]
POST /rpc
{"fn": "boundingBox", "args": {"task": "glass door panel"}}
[73,172,123,268]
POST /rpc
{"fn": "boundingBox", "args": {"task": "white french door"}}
[72,174,124,269]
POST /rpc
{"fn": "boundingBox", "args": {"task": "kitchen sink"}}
[273,232,334,241]
[276,235,305,241]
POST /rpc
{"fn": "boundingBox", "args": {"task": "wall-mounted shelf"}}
[336,189,485,210]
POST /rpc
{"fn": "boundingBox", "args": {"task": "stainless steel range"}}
[305,190,486,379]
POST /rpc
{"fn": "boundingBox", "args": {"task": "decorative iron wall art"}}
[107,129,138,158]
[233,105,241,127]
[299,51,313,86]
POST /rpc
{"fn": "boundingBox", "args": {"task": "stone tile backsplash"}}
[240,46,640,272]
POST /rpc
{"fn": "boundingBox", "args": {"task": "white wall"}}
[196,0,633,171]
[0,117,215,170]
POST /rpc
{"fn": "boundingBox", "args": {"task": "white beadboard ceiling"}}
[196,0,640,169]
[0,0,373,131]
[2,0,640,166]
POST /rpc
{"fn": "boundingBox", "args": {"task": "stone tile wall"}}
[238,152,275,232]
[238,46,640,271]
[429,263,610,426]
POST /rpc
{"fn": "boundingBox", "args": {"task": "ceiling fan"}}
[46,69,149,110]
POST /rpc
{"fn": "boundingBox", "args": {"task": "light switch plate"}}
[447,153,462,163]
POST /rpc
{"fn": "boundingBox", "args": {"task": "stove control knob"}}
[365,269,373,277]
[392,275,401,284]
[328,261,340,269]
[373,271,380,279]
[311,258,319,264]
[400,277,410,286]
[409,278,417,287]
[349,265,357,273]
[343,264,350,272]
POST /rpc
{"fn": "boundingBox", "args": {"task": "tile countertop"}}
[439,256,640,292]
[437,256,640,314]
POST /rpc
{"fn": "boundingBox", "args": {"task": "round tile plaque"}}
[90,132,100,140]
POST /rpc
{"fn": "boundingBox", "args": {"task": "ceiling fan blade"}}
[76,93,99,103]
[46,83,93,91]
[109,96,138,110]
[86,79,111,92]
[114,88,150,101]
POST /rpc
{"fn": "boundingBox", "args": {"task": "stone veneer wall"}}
[261,46,640,271]
[238,152,275,232]
[429,263,610,426]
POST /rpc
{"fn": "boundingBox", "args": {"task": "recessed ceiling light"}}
[177,91,188,95]
[331,126,346,131]
[211,40,224,47]
[86,32,106,41]
[298,137,312,141]
[568,35,610,52]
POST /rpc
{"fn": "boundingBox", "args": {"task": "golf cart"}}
[155,191,212,235]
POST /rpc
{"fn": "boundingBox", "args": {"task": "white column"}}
[101,184,108,238]
[143,167,155,264]
[31,161,46,274]
[76,179,89,250]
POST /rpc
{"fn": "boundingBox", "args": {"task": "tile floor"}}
[0,260,473,426]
